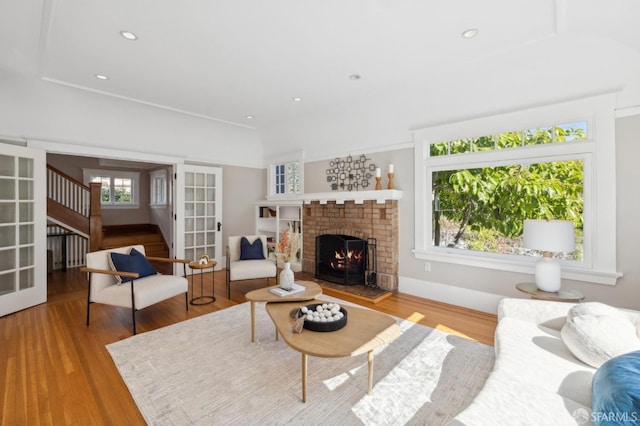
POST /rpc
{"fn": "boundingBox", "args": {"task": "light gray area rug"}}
[107,297,494,425]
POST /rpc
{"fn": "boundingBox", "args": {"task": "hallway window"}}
[150,169,168,207]
[83,169,140,208]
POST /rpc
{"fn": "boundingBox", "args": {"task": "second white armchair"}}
[226,235,277,299]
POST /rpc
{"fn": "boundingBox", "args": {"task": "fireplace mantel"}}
[276,189,402,205]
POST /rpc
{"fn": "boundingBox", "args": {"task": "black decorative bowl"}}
[297,303,348,332]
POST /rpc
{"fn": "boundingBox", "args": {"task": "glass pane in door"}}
[0,179,14,199]
[0,226,15,247]
[0,155,14,176]
[19,268,34,290]
[0,272,16,295]
[0,203,15,223]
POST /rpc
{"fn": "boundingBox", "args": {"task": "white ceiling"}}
[1,0,639,158]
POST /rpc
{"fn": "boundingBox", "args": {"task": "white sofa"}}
[452,298,640,425]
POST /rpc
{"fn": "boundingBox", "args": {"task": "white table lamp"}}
[522,219,575,292]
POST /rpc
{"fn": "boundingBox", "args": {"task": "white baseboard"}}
[398,276,504,315]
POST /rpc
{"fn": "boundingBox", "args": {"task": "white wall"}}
[149,166,174,247]
[0,76,263,168]
[221,165,267,248]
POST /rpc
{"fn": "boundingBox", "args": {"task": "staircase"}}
[101,224,172,274]
[101,224,169,258]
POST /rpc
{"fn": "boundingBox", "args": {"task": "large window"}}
[413,95,621,285]
[431,124,585,262]
[83,169,140,208]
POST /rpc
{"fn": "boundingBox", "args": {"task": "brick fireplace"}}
[302,198,399,292]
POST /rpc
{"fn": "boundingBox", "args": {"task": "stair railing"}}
[47,165,102,251]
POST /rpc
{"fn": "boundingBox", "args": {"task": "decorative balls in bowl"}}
[298,303,348,332]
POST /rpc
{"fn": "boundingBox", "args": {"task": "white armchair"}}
[81,245,189,335]
[226,235,277,298]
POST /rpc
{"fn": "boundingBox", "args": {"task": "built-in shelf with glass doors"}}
[255,201,302,272]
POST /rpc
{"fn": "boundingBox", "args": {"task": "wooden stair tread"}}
[100,224,169,260]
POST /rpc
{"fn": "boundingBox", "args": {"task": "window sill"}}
[412,249,622,286]
[100,204,140,210]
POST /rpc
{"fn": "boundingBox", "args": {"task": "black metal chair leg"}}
[131,279,137,335]
[86,272,92,326]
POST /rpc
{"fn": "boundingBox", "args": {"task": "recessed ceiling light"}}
[95,74,108,80]
[349,74,361,81]
[120,31,138,40]
[245,115,254,119]
[461,28,479,39]
[292,97,302,102]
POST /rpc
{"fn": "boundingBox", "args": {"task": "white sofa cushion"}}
[229,258,277,281]
[494,317,595,408]
[498,297,574,330]
[93,273,188,310]
[451,372,592,426]
[561,303,640,368]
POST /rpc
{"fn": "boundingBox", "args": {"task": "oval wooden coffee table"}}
[245,280,322,343]
[266,299,401,402]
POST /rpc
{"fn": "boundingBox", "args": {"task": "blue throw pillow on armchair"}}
[592,350,640,425]
[240,237,265,260]
[109,247,158,283]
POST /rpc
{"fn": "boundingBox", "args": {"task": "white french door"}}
[174,164,223,272]
[0,144,46,316]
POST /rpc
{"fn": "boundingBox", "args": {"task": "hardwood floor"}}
[0,268,497,425]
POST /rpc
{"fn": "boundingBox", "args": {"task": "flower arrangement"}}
[275,230,300,263]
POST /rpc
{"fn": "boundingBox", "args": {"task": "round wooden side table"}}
[516,282,584,303]
[188,260,217,305]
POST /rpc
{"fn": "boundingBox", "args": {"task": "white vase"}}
[280,262,294,290]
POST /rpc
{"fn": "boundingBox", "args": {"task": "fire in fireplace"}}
[316,234,367,285]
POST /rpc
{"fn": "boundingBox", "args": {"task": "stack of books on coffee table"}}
[268,282,306,297]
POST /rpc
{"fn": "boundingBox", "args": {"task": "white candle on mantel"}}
[375,167,381,178]
[389,164,394,174]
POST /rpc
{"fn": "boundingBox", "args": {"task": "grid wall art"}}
[326,154,376,191]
